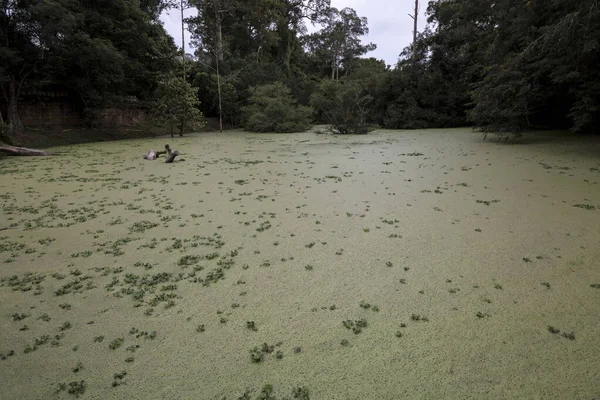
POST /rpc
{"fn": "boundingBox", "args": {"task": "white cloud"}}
[159,0,428,67]
[327,0,428,66]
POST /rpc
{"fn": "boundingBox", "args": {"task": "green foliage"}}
[6,0,597,136]
[1,0,177,140]
[1,0,177,105]
[422,0,599,133]
[153,77,206,136]
[310,79,372,134]
[381,61,470,129]
[376,0,600,134]
[303,7,376,79]
[242,83,312,133]
[379,3,474,130]
[187,0,339,128]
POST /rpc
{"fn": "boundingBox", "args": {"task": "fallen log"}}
[0,145,52,156]
[142,144,180,163]
[163,144,181,163]
[143,149,167,160]
[165,150,180,163]
[143,149,158,160]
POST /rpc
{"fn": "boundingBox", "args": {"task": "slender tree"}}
[409,0,419,70]
[180,0,192,80]
[188,0,234,132]
[303,7,376,81]
[153,77,205,137]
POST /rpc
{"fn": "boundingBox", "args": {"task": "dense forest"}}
[1,0,599,142]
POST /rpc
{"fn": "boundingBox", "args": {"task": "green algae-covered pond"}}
[1,129,599,399]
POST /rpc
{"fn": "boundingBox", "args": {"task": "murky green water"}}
[1,129,599,399]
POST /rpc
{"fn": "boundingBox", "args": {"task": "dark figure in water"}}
[143,144,179,162]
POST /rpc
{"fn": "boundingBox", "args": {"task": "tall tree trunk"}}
[331,53,336,80]
[0,101,8,144]
[277,22,293,76]
[216,6,223,61]
[284,36,292,76]
[216,61,223,133]
[215,8,224,132]
[179,117,185,136]
[180,0,189,81]
[181,0,185,80]
[411,0,419,70]
[7,79,24,144]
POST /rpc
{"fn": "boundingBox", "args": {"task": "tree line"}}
[399,0,599,134]
[2,0,598,142]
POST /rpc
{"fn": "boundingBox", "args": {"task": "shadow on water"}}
[480,130,600,157]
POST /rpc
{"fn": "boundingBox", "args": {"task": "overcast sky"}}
[159,0,428,67]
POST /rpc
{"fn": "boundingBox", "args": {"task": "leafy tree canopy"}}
[242,82,312,133]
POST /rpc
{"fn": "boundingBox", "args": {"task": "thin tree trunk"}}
[331,53,336,80]
[216,63,223,133]
[216,6,223,61]
[7,79,24,144]
[0,105,7,144]
[411,0,419,69]
[283,27,292,76]
[285,39,292,75]
[215,8,224,132]
[181,0,186,81]
[179,117,185,136]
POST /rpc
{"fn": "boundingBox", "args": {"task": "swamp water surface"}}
[1,129,599,399]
